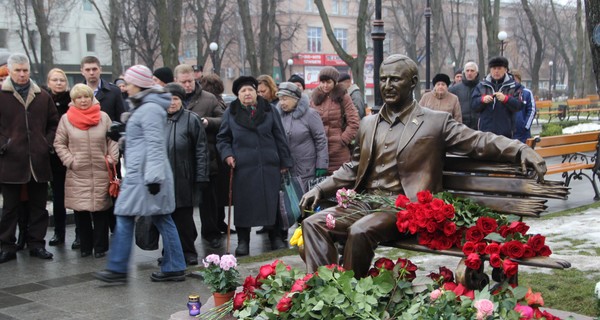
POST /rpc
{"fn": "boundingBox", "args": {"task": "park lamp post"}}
[497,31,508,56]
[287,58,294,79]
[209,42,219,75]
[548,60,554,99]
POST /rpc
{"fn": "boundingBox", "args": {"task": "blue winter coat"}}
[514,88,536,143]
[114,89,175,216]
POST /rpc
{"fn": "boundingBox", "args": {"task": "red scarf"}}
[67,104,101,130]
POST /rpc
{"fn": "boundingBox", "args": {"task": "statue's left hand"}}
[519,147,547,183]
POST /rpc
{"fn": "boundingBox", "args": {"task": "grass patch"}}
[555,237,589,247]
[519,269,600,317]
[540,201,600,219]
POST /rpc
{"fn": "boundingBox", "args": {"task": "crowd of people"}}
[0,51,538,282]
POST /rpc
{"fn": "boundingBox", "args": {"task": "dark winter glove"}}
[147,183,160,195]
[315,168,328,177]
[107,122,125,142]
[196,182,209,190]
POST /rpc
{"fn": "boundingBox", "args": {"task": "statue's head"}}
[379,54,419,109]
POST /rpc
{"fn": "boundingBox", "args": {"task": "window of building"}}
[82,0,93,11]
[86,33,95,52]
[332,0,339,14]
[467,35,476,45]
[305,0,313,12]
[307,27,322,53]
[334,28,347,51]
[0,29,7,48]
[341,0,349,15]
[59,32,69,51]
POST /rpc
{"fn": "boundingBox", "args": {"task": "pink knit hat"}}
[124,65,154,88]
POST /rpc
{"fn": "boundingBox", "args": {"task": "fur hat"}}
[153,67,174,84]
[488,56,509,69]
[125,65,155,89]
[288,74,305,89]
[276,82,301,100]
[432,73,451,86]
[232,76,258,96]
[338,73,352,82]
[164,83,186,100]
[318,67,340,83]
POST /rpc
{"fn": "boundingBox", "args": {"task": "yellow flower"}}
[289,227,303,247]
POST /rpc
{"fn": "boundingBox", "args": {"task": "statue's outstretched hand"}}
[299,187,322,216]
[519,147,547,183]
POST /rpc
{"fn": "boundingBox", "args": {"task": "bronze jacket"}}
[317,103,525,201]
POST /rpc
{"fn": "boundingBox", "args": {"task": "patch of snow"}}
[562,123,600,134]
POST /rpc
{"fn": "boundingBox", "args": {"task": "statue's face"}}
[379,60,417,108]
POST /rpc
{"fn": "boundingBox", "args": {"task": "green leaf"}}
[317,266,334,281]
[312,300,324,311]
[484,232,505,242]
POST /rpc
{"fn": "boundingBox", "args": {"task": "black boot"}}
[71,234,81,250]
[49,233,65,246]
[269,229,287,251]
[16,231,26,251]
[235,227,250,256]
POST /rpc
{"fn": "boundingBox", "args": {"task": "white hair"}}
[463,61,478,73]
[7,53,30,71]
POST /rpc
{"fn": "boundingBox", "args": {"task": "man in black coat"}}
[449,62,480,130]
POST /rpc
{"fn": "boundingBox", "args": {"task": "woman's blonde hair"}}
[70,83,94,101]
[47,68,70,89]
[257,74,278,102]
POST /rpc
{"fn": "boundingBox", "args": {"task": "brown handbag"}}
[105,156,120,198]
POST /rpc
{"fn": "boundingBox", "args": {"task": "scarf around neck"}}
[67,104,101,130]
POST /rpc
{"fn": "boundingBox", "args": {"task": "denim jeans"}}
[106,215,185,274]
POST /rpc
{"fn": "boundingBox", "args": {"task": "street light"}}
[497,31,508,56]
[548,60,554,99]
[209,42,218,74]
[287,58,293,78]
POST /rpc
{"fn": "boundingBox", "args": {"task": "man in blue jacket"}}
[511,70,536,143]
[471,56,522,138]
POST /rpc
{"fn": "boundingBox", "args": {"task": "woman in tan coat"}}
[310,67,360,173]
[54,84,119,258]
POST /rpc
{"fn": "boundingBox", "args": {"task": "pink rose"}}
[276,295,293,313]
[430,289,442,301]
[474,299,494,319]
[514,304,534,319]
[326,213,336,230]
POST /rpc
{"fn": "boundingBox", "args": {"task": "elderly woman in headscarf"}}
[275,82,328,190]
[216,76,293,256]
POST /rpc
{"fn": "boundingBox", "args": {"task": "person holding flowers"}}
[299,54,548,278]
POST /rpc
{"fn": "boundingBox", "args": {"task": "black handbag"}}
[279,173,306,229]
[135,216,159,251]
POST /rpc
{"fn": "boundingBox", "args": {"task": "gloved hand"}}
[196,182,209,190]
[107,122,125,142]
[315,168,328,177]
[147,183,160,195]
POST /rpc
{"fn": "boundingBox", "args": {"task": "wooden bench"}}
[526,131,600,200]
[380,155,572,290]
[567,98,600,121]
[534,100,566,124]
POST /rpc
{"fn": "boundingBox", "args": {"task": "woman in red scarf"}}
[53,84,119,258]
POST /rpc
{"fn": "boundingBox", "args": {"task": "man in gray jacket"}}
[338,73,366,119]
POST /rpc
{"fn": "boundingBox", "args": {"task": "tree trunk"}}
[584,0,600,94]
[483,0,501,59]
[237,0,258,76]
[520,0,543,93]
[194,0,207,70]
[155,0,182,69]
[31,0,54,82]
[575,0,584,98]
[108,0,122,78]
[550,0,575,98]
[477,1,486,70]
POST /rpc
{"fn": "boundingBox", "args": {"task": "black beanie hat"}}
[338,73,352,82]
[488,56,509,69]
[232,76,258,96]
[288,74,305,89]
[432,73,451,86]
[153,67,174,84]
[164,83,186,100]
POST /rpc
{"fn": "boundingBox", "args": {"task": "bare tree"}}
[482,0,501,59]
[274,19,302,81]
[519,0,543,93]
[549,0,577,98]
[585,0,600,94]
[237,0,259,75]
[90,0,123,79]
[476,1,485,69]
[575,0,584,98]
[154,0,183,69]
[258,0,277,75]
[120,0,161,68]
[314,0,369,93]
[441,0,467,71]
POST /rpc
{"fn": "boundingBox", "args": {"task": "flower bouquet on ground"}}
[196,254,241,318]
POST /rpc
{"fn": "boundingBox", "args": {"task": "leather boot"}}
[269,229,287,250]
[235,227,250,256]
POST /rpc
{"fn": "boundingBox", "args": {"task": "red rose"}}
[432,210,447,223]
[502,259,519,277]
[430,198,445,211]
[465,253,482,270]
[442,221,457,236]
[527,234,546,252]
[503,240,525,258]
[395,194,410,208]
[463,289,475,300]
[302,273,314,282]
[434,236,454,250]
[475,242,487,254]
[276,295,293,313]
[489,253,503,268]
[538,245,552,256]
[257,264,275,281]
[428,271,442,282]
[417,190,433,203]
[462,241,476,255]
[396,258,418,272]
[508,221,530,235]
[485,242,501,255]
[452,283,467,296]
[476,217,498,234]
[374,257,395,270]
[525,287,545,307]
[498,225,510,237]
[290,279,307,292]
[465,226,485,242]
[443,282,457,291]
[367,268,380,277]
[439,266,454,283]
[233,292,249,310]
[243,276,257,293]
[522,244,535,258]
[426,220,438,233]
[441,204,455,219]
[271,259,283,267]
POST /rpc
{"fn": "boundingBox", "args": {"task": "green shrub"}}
[540,123,563,137]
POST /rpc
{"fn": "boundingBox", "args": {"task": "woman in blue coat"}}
[94,65,185,283]
[217,76,293,256]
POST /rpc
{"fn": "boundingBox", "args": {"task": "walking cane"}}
[226,166,234,254]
